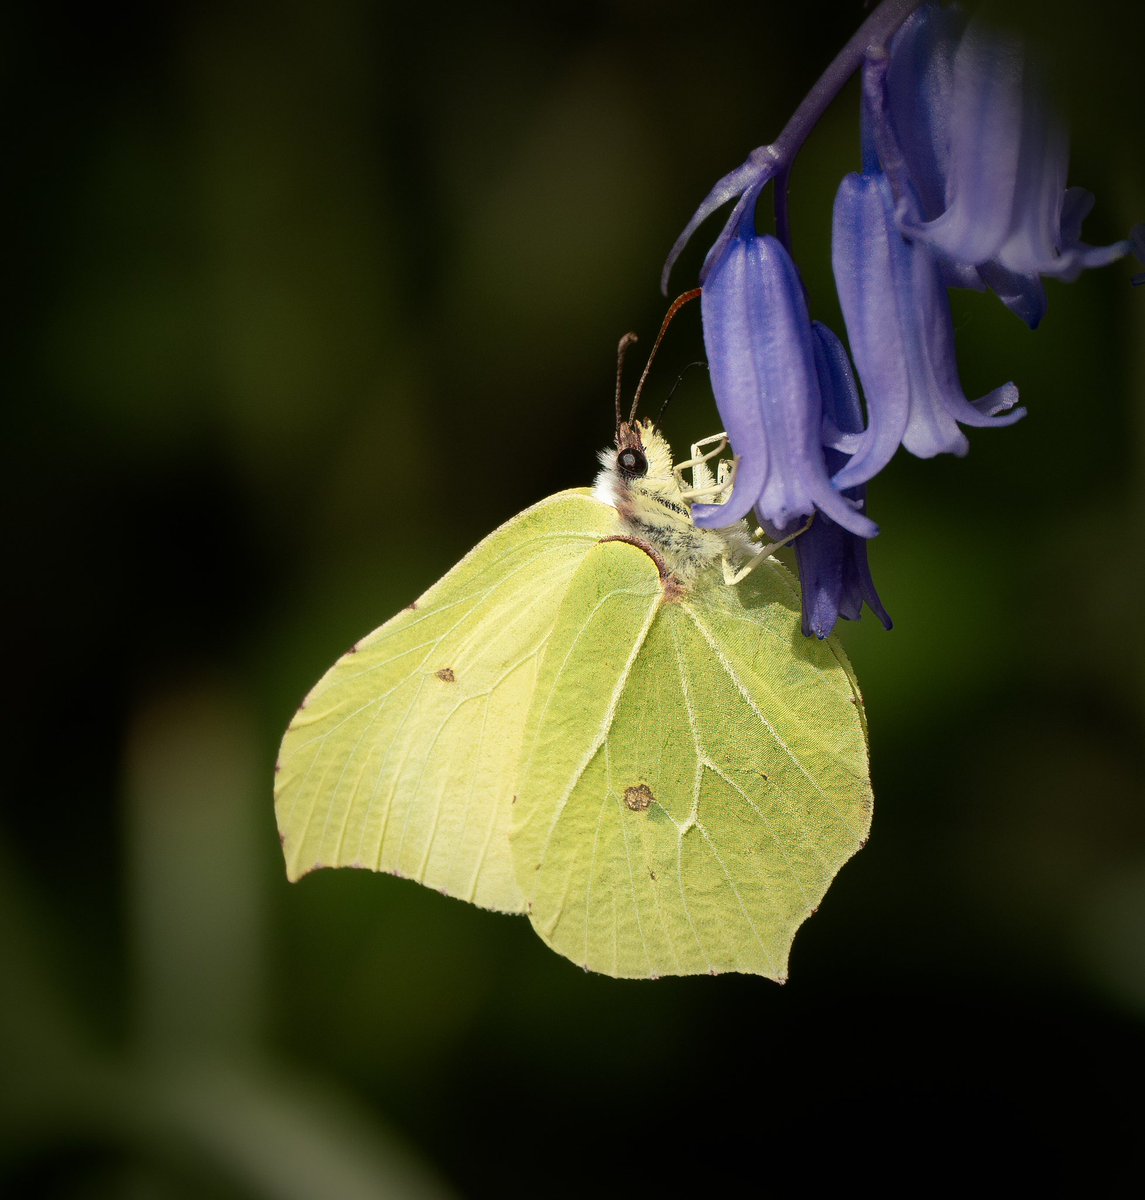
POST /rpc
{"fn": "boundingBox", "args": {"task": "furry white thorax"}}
[592,420,759,585]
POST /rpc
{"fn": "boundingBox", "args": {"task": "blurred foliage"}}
[4,0,1144,1193]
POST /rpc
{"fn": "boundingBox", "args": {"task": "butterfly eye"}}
[617,447,647,478]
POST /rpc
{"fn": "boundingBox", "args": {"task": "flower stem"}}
[662,0,928,289]
[771,0,924,245]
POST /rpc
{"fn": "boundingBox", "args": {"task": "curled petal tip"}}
[972,382,1022,419]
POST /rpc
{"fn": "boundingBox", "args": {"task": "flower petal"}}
[883,1,967,221]
[975,259,1047,328]
[794,323,892,639]
[883,10,1130,322]
[695,235,877,538]
[811,321,864,440]
[830,173,912,485]
[787,319,892,638]
[898,18,1026,265]
[832,171,1023,489]
[794,510,891,639]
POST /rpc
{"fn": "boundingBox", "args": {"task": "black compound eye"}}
[617,447,647,478]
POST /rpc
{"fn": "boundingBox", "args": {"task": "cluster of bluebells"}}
[664,0,1137,637]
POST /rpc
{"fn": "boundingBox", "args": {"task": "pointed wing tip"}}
[283,858,311,884]
[279,837,348,883]
[284,855,385,884]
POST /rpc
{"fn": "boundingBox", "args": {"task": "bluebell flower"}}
[831,168,1024,489]
[662,0,1137,635]
[693,229,877,540]
[795,323,892,638]
[879,5,1131,328]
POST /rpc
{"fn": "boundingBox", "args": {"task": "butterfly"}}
[275,311,872,982]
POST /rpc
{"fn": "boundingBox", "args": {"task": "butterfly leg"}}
[681,453,738,506]
[722,514,816,585]
[674,433,727,484]
[676,434,736,504]
[715,456,737,492]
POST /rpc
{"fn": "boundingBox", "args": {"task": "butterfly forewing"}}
[275,489,618,913]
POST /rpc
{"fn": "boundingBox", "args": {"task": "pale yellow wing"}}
[512,539,871,977]
[276,489,619,913]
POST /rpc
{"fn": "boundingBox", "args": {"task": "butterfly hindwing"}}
[275,489,618,913]
[511,539,871,979]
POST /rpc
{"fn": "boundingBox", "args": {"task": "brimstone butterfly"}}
[275,396,873,981]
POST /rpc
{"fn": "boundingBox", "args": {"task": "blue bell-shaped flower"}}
[882,4,1131,328]
[831,168,1024,490]
[794,323,892,639]
[694,230,877,538]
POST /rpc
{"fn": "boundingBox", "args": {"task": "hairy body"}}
[592,419,759,585]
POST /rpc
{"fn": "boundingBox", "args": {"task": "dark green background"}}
[5,1,1143,1193]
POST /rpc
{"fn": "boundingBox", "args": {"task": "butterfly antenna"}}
[657,359,709,424]
[615,332,639,434]
[629,288,702,424]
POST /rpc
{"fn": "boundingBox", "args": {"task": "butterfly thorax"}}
[593,419,749,586]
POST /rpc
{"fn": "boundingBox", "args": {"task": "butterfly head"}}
[594,419,693,530]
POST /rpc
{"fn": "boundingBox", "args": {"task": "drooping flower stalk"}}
[662,0,928,292]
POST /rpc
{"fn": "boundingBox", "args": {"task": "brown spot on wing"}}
[624,783,655,812]
[406,600,419,611]
[435,667,456,683]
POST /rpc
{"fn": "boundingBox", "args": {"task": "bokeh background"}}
[5,0,1143,1193]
